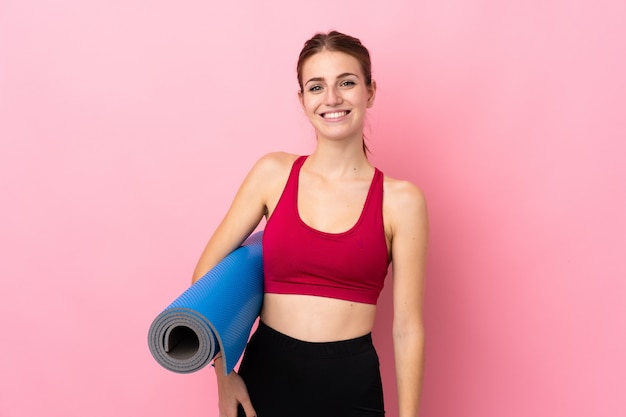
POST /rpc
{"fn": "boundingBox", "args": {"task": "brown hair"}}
[297,31,372,92]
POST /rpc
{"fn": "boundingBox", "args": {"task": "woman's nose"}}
[324,87,343,106]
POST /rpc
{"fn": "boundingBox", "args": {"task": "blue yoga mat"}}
[148,231,264,374]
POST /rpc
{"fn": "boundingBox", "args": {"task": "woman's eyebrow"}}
[304,72,360,86]
[336,72,360,79]
[305,76,325,85]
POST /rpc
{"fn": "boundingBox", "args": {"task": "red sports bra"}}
[263,155,390,305]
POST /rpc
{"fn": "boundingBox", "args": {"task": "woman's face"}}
[298,50,376,142]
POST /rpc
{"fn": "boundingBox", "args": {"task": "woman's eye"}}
[309,85,322,92]
[340,80,356,87]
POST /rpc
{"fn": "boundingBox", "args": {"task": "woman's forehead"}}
[301,50,363,81]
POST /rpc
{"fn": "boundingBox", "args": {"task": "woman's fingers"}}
[239,394,256,417]
[216,371,255,417]
[234,374,256,417]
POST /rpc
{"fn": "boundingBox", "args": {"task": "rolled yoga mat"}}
[148,231,264,374]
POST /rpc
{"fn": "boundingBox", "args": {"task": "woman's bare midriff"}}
[260,293,377,342]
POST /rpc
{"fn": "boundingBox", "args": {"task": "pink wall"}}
[1,1,624,416]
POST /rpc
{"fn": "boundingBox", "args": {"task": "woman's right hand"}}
[215,363,256,417]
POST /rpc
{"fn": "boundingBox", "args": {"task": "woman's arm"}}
[191,153,292,417]
[386,179,429,417]
[213,354,256,417]
[191,152,288,283]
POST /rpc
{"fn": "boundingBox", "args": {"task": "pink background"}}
[1,1,625,416]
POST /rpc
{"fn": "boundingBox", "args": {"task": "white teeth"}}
[323,111,348,119]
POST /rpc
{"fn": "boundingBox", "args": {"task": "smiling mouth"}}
[321,110,350,119]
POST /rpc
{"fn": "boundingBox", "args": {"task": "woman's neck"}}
[306,137,372,178]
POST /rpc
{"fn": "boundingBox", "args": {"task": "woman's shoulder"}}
[248,152,300,180]
[382,175,426,207]
[382,175,428,230]
[255,152,300,170]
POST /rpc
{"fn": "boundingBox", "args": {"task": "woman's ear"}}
[298,90,304,108]
[367,80,377,108]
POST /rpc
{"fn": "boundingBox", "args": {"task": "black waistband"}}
[254,321,374,359]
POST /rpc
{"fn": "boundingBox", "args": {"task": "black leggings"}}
[237,321,385,417]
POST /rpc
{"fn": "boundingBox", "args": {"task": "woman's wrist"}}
[211,353,223,366]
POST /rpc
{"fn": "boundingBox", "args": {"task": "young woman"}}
[192,31,428,417]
